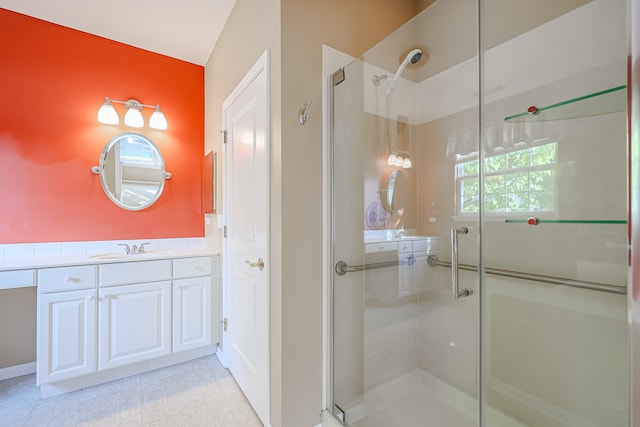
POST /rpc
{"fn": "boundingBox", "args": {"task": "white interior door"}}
[222,50,269,425]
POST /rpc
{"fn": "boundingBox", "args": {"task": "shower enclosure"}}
[328,1,629,426]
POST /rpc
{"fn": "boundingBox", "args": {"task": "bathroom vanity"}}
[0,250,218,397]
[363,234,443,302]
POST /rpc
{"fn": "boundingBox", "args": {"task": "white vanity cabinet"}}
[37,266,97,385]
[364,237,439,300]
[397,241,414,297]
[172,257,213,353]
[34,254,218,395]
[412,239,432,293]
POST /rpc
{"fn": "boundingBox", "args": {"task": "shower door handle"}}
[451,227,473,300]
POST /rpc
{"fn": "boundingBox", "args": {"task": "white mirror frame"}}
[91,132,172,211]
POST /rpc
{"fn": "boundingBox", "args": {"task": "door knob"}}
[245,258,265,271]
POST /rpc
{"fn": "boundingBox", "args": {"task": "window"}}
[119,135,160,167]
[456,142,557,214]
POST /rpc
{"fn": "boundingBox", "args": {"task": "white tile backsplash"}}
[61,242,87,257]
[143,239,172,251]
[86,241,110,257]
[170,239,189,251]
[34,243,62,257]
[188,237,206,249]
[5,243,34,258]
[1,238,203,262]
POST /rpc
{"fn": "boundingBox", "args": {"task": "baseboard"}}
[216,345,228,368]
[0,362,36,381]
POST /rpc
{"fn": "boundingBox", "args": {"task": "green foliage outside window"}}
[457,143,557,214]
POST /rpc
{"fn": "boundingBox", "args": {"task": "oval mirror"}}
[97,133,167,210]
[381,169,408,213]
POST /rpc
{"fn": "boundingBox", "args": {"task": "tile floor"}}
[0,355,262,427]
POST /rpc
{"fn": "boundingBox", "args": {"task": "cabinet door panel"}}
[98,281,171,370]
[398,254,414,297]
[37,289,97,384]
[173,277,212,352]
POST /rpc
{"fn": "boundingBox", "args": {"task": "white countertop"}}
[0,249,218,272]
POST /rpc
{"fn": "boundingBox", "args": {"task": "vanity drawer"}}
[398,241,413,254]
[38,266,96,293]
[173,257,212,279]
[0,269,36,290]
[99,259,171,287]
[413,239,429,253]
[365,242,398,253]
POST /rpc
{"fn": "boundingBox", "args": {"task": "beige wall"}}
[0,288,36,369]
[205,0,419,426]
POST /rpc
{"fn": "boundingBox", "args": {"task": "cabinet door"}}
[173,277,212,352]
[413,252,429,293]
[37,289,97,384]
[98,281,171,370]
[398,253,414,297]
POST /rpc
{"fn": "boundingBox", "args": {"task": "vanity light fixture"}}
[97,97,168,130]
[387,152,412,169]
[96,97,119,125]
[123,100,144,128]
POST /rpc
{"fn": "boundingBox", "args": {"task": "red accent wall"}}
[0,9,205,243]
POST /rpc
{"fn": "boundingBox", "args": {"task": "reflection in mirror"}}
[95,133,168,210]
[381,169,408,214]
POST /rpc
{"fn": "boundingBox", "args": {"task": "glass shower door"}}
[330,2,482,425]
[330,1,629,426]
[480,1,629,426]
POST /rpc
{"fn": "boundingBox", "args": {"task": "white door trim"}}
[221,49,270,426]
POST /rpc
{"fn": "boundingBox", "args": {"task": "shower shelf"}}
[504,219,627,225]
[503,85,626,122]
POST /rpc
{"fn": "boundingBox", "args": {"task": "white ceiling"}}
[0,0,236,65]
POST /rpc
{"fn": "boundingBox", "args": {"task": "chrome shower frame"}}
[628,0,640,424]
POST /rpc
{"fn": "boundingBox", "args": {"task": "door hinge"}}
[223,225,227,238]
[222,317,228,332]
[332,68,345,86]
[221,130,228,144]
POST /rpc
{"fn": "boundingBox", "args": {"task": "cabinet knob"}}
[64,276,79,283]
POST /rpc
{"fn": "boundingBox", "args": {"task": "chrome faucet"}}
[118,242,150,255]
[394,228,405,238]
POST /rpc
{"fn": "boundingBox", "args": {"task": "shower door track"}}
[426,255,626,295]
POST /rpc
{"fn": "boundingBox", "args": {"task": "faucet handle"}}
[118,243,131,254]
[139,242,151,254]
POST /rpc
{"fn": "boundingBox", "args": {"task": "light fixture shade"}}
[402,157,412,168]
[97,98,119,125]
[149,105,168,130]
[124,103,144,128]
[387,153,397,165]
[394,156,404,167]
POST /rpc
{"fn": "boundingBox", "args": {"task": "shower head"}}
[388,48,425,94]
